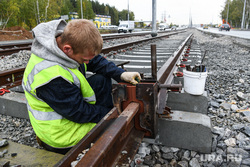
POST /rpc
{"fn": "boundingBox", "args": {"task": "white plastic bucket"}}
[183,69,207,95]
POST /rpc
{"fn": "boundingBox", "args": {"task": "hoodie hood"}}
[31,19,79,69]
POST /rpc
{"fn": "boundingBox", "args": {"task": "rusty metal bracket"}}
[136,82,158,138]
[157,105,173,119]
[157,83,182,115]
[112,81,157,138]
[112,84,127,114]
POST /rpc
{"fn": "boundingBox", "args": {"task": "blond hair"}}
[60,19,103,55]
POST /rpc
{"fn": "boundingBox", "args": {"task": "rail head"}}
[157,33,193,84]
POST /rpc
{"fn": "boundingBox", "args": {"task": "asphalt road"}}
[197,27,250,39]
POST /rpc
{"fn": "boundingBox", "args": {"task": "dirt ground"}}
[0,26,33,41]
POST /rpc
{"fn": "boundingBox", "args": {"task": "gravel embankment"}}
[0,29,250,167]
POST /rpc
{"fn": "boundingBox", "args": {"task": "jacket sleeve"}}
[36,77,110,124]
[86,54,125,82]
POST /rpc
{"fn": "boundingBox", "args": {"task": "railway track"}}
[0,30,210,166]
[0,30,183,89]
[0,30,172,56]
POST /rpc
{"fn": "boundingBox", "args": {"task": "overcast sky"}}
[96,0,226,25]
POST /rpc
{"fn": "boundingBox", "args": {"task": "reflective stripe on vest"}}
[27,105,63,120]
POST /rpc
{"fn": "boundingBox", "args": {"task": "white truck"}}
[118,21,135,33]
[158,23,169,31]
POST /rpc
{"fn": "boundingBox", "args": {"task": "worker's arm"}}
[86,55,125,82]
[86,55,141,84]
[36,77,110,124]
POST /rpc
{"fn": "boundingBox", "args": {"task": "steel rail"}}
[157,33,193,114]
[55,102,144,167]
[0,43,32,49]
[0,46,31,56]
[157,33,193,84]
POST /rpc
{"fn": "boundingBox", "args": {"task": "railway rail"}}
[0,30,206,166]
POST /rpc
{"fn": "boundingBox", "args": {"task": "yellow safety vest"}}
[22,53,96,148]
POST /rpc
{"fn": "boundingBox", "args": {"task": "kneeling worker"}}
[22,19,141,154]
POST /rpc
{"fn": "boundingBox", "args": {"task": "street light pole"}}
[226,0,229,23]
[127,0,129,21]
[241,0,247,29]
[80,0,83,19]
[151,0,157,37]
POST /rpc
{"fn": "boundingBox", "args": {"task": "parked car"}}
[219,24,231,31]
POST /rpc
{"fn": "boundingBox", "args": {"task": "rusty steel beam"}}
[75,102,141,167]
[55,107,120,167]
[56,103,144,167]
[0,67,25,89]
[151,44,157,80]
[112,81,158,138]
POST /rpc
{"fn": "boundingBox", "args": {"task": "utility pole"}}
[226,0,229,23]
[151,0,157,37]
[127,0,130,21]
[80,0,83,19]
[45,0,50,21]
[37,0,40,24]
[241,0,247,29]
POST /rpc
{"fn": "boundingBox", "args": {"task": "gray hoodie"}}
[31,19,79,69]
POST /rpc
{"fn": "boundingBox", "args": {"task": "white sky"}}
[96,0,226,25]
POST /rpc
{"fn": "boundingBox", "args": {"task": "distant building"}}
[69,12,79,19]
[93,15,111,28]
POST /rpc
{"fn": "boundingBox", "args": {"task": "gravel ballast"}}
[0,29,250,166]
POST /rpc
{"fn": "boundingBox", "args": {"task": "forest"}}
[0,0,134,30]
[221,0,250,28]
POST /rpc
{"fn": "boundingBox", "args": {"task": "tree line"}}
[0,0,135,30]
[221,0,250,28]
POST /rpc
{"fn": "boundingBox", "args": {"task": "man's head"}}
[58,19,103,64]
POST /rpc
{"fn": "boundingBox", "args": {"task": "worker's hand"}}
[120,72,141,85]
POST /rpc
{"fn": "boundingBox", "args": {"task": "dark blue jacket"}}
[37,55,125,123]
